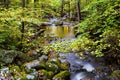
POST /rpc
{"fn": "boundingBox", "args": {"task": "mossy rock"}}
[111,70,120,79]
[14,71,37,80]
[0,50,17,64]
[53,70,70,80]
[40,60,60,73]
[16,51,33,63]
[24,60,41,73]
[44,62,59,73]
[60,62,69,70]
[0,49,33,64]
[47,58,61,67]
[38,69,54,79]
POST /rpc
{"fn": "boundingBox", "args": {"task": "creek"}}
[42,18,119,80]
[0,18,118,80]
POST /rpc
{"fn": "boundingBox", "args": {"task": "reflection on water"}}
[44,26,75,39]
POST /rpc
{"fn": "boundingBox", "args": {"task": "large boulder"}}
[0,49,33,65]
[0,50,17,64]
[40,61,59,73]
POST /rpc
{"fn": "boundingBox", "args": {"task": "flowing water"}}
[42,19,119,80]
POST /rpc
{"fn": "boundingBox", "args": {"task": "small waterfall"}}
[51,23,56,27]
[49,18,59,26]
[71,72,87,80]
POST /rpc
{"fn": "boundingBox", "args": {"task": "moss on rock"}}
[53,70,70,80]
[38,69,54,80]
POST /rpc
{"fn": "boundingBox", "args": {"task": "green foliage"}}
[10,65,21,72]
[0,62,5,68]
[0,0,63,50]
[43,37,94,54]
[43,0,120,58]
[0,2,43,50]
[77,0,120,57]
[0,19,21,49]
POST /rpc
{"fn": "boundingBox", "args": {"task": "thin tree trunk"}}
[26,0,30,6]
[4,0,9,8]
[21,0,25,50]
[76,0,81,22]
[61,0,64,17]
[68,0,70,19]
[34,0,38,8]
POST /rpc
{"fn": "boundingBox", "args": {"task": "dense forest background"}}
[0,0,120,80]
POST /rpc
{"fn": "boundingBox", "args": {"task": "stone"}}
[53,70,70,80]
[39,55,48,62]
[26,74,35,80]
[0,49,32,64]
[111,70,120,79]
[24,60,40,69]
[16,51,33,62]
[60,62,69,70]
[43,62,59,73]
[24,60,41,74]
[31,71,38,77]
[48,58,61,67]
[0,50,17,64]
[0,67,9,74]
[38,69,54,80]
[0,67,14,80]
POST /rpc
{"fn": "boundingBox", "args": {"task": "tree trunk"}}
[22,0,25,7]
[68,0,71,19]
[4,0,9,8]
[21,0,25,50]
[26,0,30,6]
[34,0,38,7]
[61,0,64,17]
[76,0,81,22]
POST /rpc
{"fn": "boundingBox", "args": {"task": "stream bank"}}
[0,18,120,80]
